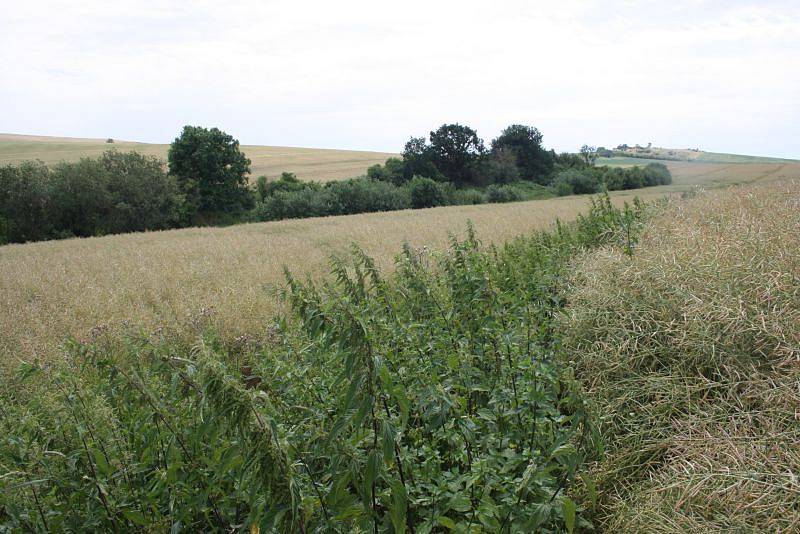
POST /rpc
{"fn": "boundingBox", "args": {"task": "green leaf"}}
[449,493,471,513]
[122,508,148,526]
[388,478,407,533]
[583,474,598,507]
[437,516,456,530]
[364,450,381,493]
[91,448,111,478]
[381,419,396,464]
[563,497,576,533]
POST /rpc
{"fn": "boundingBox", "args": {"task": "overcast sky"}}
[2,0,798,157]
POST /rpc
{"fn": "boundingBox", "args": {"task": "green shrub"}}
[96,150,184,234]
[480,147,521,184]
[552,169,600,195]
[485,183,523,203]
[325,178,409,214]
[642,162,672,186]
[407,175,446,208]
[255,177,410,221]
[367,157,407,185]
[260,172,311,199]
[0,161,54,243]
[449,188,485,205]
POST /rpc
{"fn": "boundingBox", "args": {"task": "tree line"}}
[0,124,671,244]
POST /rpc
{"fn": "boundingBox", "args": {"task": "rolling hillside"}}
[0,133,396,182]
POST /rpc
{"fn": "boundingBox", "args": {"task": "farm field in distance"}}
[1,150,798,368]
[0,133,396,182]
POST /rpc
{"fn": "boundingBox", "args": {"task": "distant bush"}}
[327,178,410,214]
[550,164,672,197]
[552,169,601,195]
[485,183,523,203]
[642,162,672,186]
[94,151,185,234]
[0,151,183,243]
[256,172,310,201]
[449,188,485,205]
[408,175,446,208]
[0,161,54,243]
[367,157,407,185]
[480,148,521,184]
[255,177,411,221]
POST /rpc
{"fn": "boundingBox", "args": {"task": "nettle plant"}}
[280,232,596,532]
[0,193,646,533]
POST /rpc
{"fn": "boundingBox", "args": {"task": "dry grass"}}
[561,180,800,531]
[0,188,665,368]
[0,133,396,182]
[0,151,796,371]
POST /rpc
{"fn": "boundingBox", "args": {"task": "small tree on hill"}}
[168,126,252,218]
[580,144,598,166]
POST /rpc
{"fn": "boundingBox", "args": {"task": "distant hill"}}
[600,145,797,165]
[0,133,397,183]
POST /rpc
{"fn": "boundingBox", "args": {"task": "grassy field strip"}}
[0,133,396,182]
[561,178,800,530]
[0,189,662,366]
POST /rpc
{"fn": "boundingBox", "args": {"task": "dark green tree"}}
[99,150,184,233]
[0,161,54,243]
[491,124,554,184]
[428,124,485,185]
[168,126,252,217]
[400,137,442,181]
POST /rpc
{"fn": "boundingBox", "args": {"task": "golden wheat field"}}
[0,189,664,367]
[1,157,798,369]
[0,133,395,182]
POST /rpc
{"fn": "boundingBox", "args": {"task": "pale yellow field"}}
[1,153,798,368]
[0,133,396,182]
[0,189,664,366]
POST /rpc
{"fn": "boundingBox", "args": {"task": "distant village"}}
[600,143,701,161]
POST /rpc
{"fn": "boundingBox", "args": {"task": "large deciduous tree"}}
[491,124,554,184]
[168,126,252,217]
[428,124,485,185]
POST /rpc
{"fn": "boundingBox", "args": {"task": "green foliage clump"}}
[0,194,649,532]
[368,157,407,185]
[0,151,183,243]
[0,160,54,243]
[256,172,307,201]
[551,163,673,197]
[255,177,410,221]
[552,169,601,196]
[485,183,523,203]
[168,125,253,218]
[449,188,486,205]
[491,125,554,184]
[408,175,446,208]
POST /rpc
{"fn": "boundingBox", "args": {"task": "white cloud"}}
[1,0,798,157]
